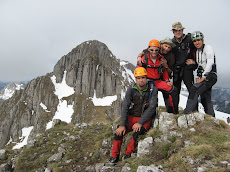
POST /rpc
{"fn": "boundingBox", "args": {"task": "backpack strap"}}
[143,53,160,69]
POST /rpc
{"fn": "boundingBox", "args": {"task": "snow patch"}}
[46,71,75,130]
[53,100,74,123]
[15,83,24,90]
[51,71,75,99]
[40,102,51,112]
[6,137,12,145]
[45,99,74,130]
[13,126,34,150]
[120,61,128,66]
[0,88,15,100]
[46,121,53,130]
[91,92,117,106]
[120,61,135,84]
[0,83,25,100]
[121,90,126,100]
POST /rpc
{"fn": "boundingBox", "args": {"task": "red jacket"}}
[138,53,169,81]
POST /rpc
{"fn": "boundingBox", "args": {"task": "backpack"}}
[142,54,165,74]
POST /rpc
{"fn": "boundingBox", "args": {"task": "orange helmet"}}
[148,39,160,48]
[134,67,147,78]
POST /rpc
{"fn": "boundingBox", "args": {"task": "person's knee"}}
[132,126,147,142]
[114,134,123,140]
[188,86,197,99]
[114,125,124,140]
[169,85,177,95]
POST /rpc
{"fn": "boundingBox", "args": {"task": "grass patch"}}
[12,122,113,172]
[2,111,230,172]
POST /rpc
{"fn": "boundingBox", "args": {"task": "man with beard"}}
[171,22,197,110]
[184,31,217,117]
[137,38,176,113]
[106,67,158,164]
[137,39,178,114]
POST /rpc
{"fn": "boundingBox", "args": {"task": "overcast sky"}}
[0,0,230,88]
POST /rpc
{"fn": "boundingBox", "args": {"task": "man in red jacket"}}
[138,39,178,114]
[137,38,176,113]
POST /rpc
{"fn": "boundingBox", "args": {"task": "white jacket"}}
[195,44,216,78]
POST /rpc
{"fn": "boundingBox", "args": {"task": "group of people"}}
[107,22,217,164]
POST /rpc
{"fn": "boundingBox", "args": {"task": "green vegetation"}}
[3,122,113,172]
[1,110,230,172]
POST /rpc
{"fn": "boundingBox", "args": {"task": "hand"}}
[160,58,168,68]
[137,57,144,66]
[115,126,126,136]
[186,59,195,65]
[132,123,142,132]
[196,77,207,83]
[166,81,173,86]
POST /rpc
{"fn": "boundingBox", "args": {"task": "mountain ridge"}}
[0,40,135,150]
[0,40,230,172]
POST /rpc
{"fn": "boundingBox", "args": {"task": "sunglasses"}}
[149,49,159,52]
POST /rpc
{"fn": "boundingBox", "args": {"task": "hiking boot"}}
[122,154,131,161]
[106,155,119,165]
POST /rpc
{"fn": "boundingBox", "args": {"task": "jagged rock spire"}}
[53,40,122,98]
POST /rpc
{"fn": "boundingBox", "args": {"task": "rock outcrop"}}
[0,40,135,149]
[53,40,131,98]
[0,75,58,148]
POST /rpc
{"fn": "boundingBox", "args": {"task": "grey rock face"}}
[137,164,164,172]
[0,75,59,149]
[178,115,188,128]
[47,152,63,163]
[44,168,52,172]
[177,113,205,129]
[137,137,153,158]
[0,82,26,100]
[0,40,135,150]
[121,163,131,172]
[85,165,96,172]
[184,140,195,148]
[53,40,128,98]
[0,149,6,160]
[158,112,177,134]
[186,114,197,127]
[0,163,11,172]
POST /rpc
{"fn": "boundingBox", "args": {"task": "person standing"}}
[171,22,197,109]
[137,37,176,78]
[157,38,177,112]
[184,31,217,117]
[107,67,158,164]
[159,37,176,79]
[137,39,178,114]
[137,38,176,113]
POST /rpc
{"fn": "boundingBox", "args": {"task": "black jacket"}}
[172,33,194,67]
[120,83,158,126]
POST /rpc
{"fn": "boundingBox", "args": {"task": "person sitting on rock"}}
[106,67,158,164]
[184,31,217,117]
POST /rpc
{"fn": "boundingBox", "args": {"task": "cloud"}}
[0,0,229,88]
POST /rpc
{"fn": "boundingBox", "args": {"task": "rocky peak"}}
[0,82,26,100]
[53,40,123,98]
[0,40,135,149]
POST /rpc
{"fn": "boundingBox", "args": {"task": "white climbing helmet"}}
[191,31,204,41]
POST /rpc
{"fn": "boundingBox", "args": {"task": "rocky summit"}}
[0,40,230,172]
[0,40,135,149]
[53,40,123,97]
